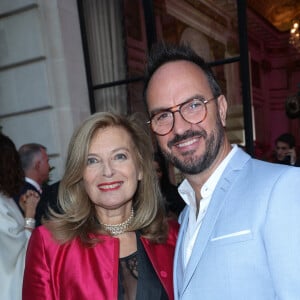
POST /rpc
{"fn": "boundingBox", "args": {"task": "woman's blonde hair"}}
[47,112,167,245]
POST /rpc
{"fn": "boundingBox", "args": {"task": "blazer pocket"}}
[210,229,253,246]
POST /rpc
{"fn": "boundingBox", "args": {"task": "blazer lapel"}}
[181,148,250,294]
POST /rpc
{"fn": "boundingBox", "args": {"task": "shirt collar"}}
[25,177,42,193]
[178,144,238,205]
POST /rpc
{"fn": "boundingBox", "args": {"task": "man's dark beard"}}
[160,115,224,175]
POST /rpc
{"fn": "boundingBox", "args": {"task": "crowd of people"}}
[1,42,300,300]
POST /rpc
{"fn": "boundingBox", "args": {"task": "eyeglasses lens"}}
[151,98,207,135]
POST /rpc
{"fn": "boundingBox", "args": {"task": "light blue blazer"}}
[174,148,300,300]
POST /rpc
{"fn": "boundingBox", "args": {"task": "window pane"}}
[94,85,127,114]
[82,0,126,85]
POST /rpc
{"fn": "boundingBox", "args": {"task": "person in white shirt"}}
[0,133,40,300]
[143,42,300,300]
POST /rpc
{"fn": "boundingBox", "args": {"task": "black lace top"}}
[118,232,168,300]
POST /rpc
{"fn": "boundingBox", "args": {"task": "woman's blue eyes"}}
[87,157,98,165]
[115,153,127,160]
[87,153,127,165]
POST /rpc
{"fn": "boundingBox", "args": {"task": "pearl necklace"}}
[100,208,134,236]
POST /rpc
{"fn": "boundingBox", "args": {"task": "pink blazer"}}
[22,221,179,300]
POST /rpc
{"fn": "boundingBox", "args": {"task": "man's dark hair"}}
[0,133,24,197]
[143,42,222,103]
[275,133,296,148]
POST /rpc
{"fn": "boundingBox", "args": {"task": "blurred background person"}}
[273,133,300,166]
[153,151,185,219]
[35,180,61,226]
[14,143,50,224]
[0,133,40,300]
[23,112,179,300]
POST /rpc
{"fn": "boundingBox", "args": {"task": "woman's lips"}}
[97,181,123,191]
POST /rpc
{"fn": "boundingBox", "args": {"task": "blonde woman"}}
[23,112,179,300]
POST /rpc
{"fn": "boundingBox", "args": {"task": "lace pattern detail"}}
[125,253,138,279]
[119,252,138,300]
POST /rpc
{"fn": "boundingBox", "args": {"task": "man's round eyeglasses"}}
[147,96,218,136]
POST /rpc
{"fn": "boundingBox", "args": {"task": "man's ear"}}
[34,160,41,171]
[217,95,227,127]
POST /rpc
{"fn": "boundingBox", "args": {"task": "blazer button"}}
[160,271,167,278]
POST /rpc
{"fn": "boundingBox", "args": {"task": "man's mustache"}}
[168,130,207,148]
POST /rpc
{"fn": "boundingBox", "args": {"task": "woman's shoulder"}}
[32,224,115,249]
[0,193,14,209]
[0,194,24,225]
[31,224,55,243]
